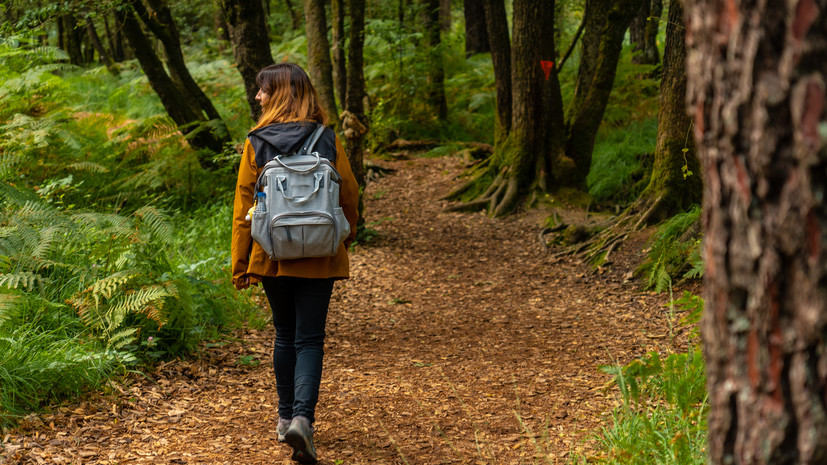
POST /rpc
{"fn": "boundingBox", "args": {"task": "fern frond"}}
[0,293,21,324]
[133,206,173,244]
[111,284,176,327]
[67,161,110,174]
[108,327,138,349]
[0,271,40,290]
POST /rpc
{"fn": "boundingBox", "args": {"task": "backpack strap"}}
[301,124,326,155]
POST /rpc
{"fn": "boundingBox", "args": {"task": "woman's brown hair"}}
[252,63,328,130]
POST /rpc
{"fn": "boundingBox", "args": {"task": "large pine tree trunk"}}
[218,0,275,122]
[303,0,341,129]
[119,8,228,162]
[636,0,700,222]
[464,0,489,57]
[686,0,827,462]
[629,0,661,66]
[481,0,511,142]
[331,0,347,110]
[564,0,643,186]
[343,0,368,226]
[423,0,448,121]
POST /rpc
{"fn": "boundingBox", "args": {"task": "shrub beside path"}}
[2,154,675,464]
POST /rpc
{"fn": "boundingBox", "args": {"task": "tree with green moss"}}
[636,0,701,223]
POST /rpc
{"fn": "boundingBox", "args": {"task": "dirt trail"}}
[2,155,676,464]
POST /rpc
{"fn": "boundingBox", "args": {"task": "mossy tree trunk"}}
[564,0,643,187]
[131,0,229,139]
[448,0,562,216]
[637,0,700,223]
[423,0,448,121]
[464,0,489,57]
[481,0,511,143]
[331,0,347,109]
[118,6,228,163]
[84,15,117,75]
[218,0,275,122]
[629,0,661,67]
[686,0,827,462]
[343,0,368,226]
[303,0,341,129]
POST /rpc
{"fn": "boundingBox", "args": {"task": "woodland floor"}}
[1,153,688,465]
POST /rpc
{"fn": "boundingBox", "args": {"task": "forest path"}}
[3,155,675,465]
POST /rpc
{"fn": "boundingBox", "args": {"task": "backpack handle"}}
[273,151,321,173]
[301,124,326,155]
[276,173,324,202]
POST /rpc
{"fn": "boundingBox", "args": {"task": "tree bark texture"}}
[481,0,511,141]
[423,0,448,121]
[284,0,301,30]
[564,0,643,186]
[440,0,451,33]
[344,0,367,225]
[539,1,567,186]
[131,0,227,132]
[119,8,227,161]
[63,15,85,66]
[685,0,827,462]
[302,0,341,128]
[104,15,126,62]
[85,16,118,75]
[629,0,661,66]
[331,0,347,109]
[218,0,275,122]
[638,0,699,222]
[464,0,489,57]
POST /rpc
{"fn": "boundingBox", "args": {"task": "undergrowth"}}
[639,205,703,292]
[0,38,260,429]
[569,294,708,465]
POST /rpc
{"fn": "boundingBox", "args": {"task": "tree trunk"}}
[440,0,451,33]
[119,7,228,162]
[481,0,511,142]
[539,2,568,187]
[464,0,489,57]
[423,0,448,121]
[284,0,301,31]
[213,4,230,54]
[131,0,228,133]
[63,15,84,66]
[564,0,643,187]
[331,0,347,109]
[637,0,699,222]
[686,0,827,462]
[218,0,275,122]
[85,16,118,75]
[344,0,367,226]
[302,0,341,129]
[629,0,661,66]
[103,15,125,62]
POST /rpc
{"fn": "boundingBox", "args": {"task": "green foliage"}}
[639,205,702,292]
[588,118,658,205]
[587,349,708,464]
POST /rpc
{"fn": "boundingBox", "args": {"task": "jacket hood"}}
[248,122,318,165]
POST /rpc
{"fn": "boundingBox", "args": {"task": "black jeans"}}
[262,276,334,425]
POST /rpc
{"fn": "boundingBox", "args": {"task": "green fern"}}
[640,205,702,291]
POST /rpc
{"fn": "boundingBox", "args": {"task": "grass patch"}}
[587,118,657,206]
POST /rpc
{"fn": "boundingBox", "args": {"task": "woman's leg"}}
[291,278,335,424]
[262,276,297,422]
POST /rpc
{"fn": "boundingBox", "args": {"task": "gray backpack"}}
[250,125,350,260]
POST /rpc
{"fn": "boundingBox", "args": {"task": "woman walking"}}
[231,63,359,464]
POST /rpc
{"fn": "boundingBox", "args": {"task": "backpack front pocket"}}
[270,212,337,259]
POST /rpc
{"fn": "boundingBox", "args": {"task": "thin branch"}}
[557,18,585,72]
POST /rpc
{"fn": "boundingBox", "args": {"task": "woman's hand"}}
[233,275,251,290]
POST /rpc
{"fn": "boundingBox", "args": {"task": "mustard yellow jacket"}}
[231,125,359,289]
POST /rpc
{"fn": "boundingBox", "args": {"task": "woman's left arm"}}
[231,139,258,289]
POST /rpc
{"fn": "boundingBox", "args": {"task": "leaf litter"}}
[2,154,681,464]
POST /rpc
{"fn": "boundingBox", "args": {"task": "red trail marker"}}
[541,60,554,80]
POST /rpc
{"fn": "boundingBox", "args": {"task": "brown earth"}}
[1,154,685,465]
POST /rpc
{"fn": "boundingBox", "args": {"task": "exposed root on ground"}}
[547,194,664,266]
